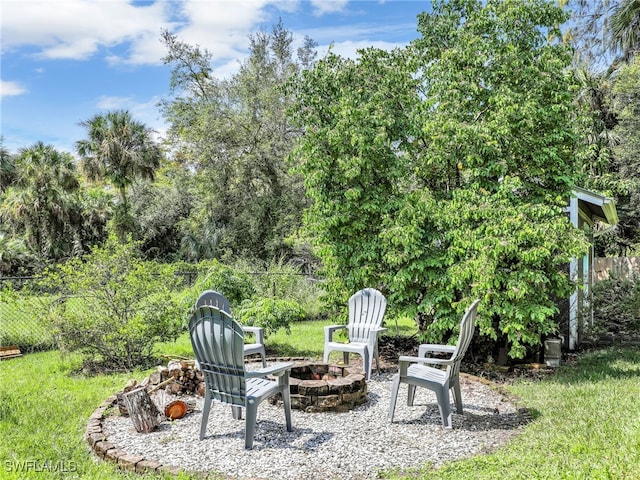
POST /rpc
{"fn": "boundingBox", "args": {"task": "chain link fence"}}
[0,277,59,352]
[1,271,324,354]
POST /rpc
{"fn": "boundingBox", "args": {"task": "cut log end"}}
[164,400,188,420]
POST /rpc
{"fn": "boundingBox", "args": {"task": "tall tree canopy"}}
[570,0,640,254]
[76,110,162,239]
[160,22,316,262]
[0,142,80,267]
[290,0,589,358]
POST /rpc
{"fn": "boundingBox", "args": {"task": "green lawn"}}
[2,321,640,479]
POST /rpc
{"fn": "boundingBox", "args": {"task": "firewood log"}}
[121,386,161,433]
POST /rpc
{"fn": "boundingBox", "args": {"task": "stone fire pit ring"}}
[272,361,367,413]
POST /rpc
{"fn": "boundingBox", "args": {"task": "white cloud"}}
[93,94,167,137]
[0,80,27,98]
[1,0,171,62]
[0,0,302,67]
[310,0,349,16]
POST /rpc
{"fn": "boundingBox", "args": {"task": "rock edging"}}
[85,395,184,476]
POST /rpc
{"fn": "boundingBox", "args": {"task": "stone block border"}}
[85,394,186,476]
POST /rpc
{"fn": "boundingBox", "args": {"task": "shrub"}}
[235,257,326,320]
[235,297,306,336]
[189,259,255,307]
[590,273,640,339]
[43,236,184,371]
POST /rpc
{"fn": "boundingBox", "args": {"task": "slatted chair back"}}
[189,305,246,408]
[195,290,231,314]
[347,288,387,344]
[446,299,480,380]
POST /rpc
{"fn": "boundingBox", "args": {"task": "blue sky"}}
[1,0,431,155]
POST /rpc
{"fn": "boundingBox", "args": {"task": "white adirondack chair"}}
[189,305,293,449]
[323,288,387,381]
[388,299,480,428]
[195,290,266,367]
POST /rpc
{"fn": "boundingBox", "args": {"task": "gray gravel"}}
[102,370,526,480]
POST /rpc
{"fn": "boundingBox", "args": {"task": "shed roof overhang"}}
[571,186,618,226]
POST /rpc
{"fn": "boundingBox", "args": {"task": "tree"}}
[0,137,16,194]
[129,162,193,260]
[160,22,316,262]
[608,56,640,251]
[290,0,589,358]
[609,0,640,62]
[288,46,415,309]
[569,0,640,253]
[76,110,162,239]
[0,142,80,268]
[570,0,640,66]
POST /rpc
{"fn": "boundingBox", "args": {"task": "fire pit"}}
[279,362,368,413]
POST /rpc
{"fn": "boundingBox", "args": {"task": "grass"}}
[2,321,640,479]
[411,347,640,480]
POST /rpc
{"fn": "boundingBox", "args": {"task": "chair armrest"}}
[397,354,454,370]
[418,344,456,358]
[324,325,347,343]
[397,355,423,376]
[246,362,293,379]
[242,326,264,345]
[368,327,387,346]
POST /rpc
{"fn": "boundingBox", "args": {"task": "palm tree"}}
[0,142,79,267]
[0,137,16,193]
[76,110,162,225]
[608,0,640,62]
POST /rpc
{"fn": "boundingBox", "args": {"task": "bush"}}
[591,273,640,338]
[234,297,306,336]
[43,236,184,371]
[235,257,326,320]
[189,259,255,307]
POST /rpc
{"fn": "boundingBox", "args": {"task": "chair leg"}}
[232,406,243,420]
[200,394,212,440]
[407,385,416,406]
[363,350,371,381]
[343,351,349,365]
[323,348,331,364]
[260,350,267,368]
[434,385,452,428]
[245,399,258,449]
[388,375,401,422]
[281,386,293,432]
[452,379,463,414]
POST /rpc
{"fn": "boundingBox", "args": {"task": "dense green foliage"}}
[235,297,305,336]
[290,0,589,358]
[590,273,640,339]
[180,257,319,335]
[2,6,640,360]
[159,22,314,262]
[0,142,80,269]
[43,236,184,371]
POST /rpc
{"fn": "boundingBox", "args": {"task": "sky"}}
[0,0,432,156]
